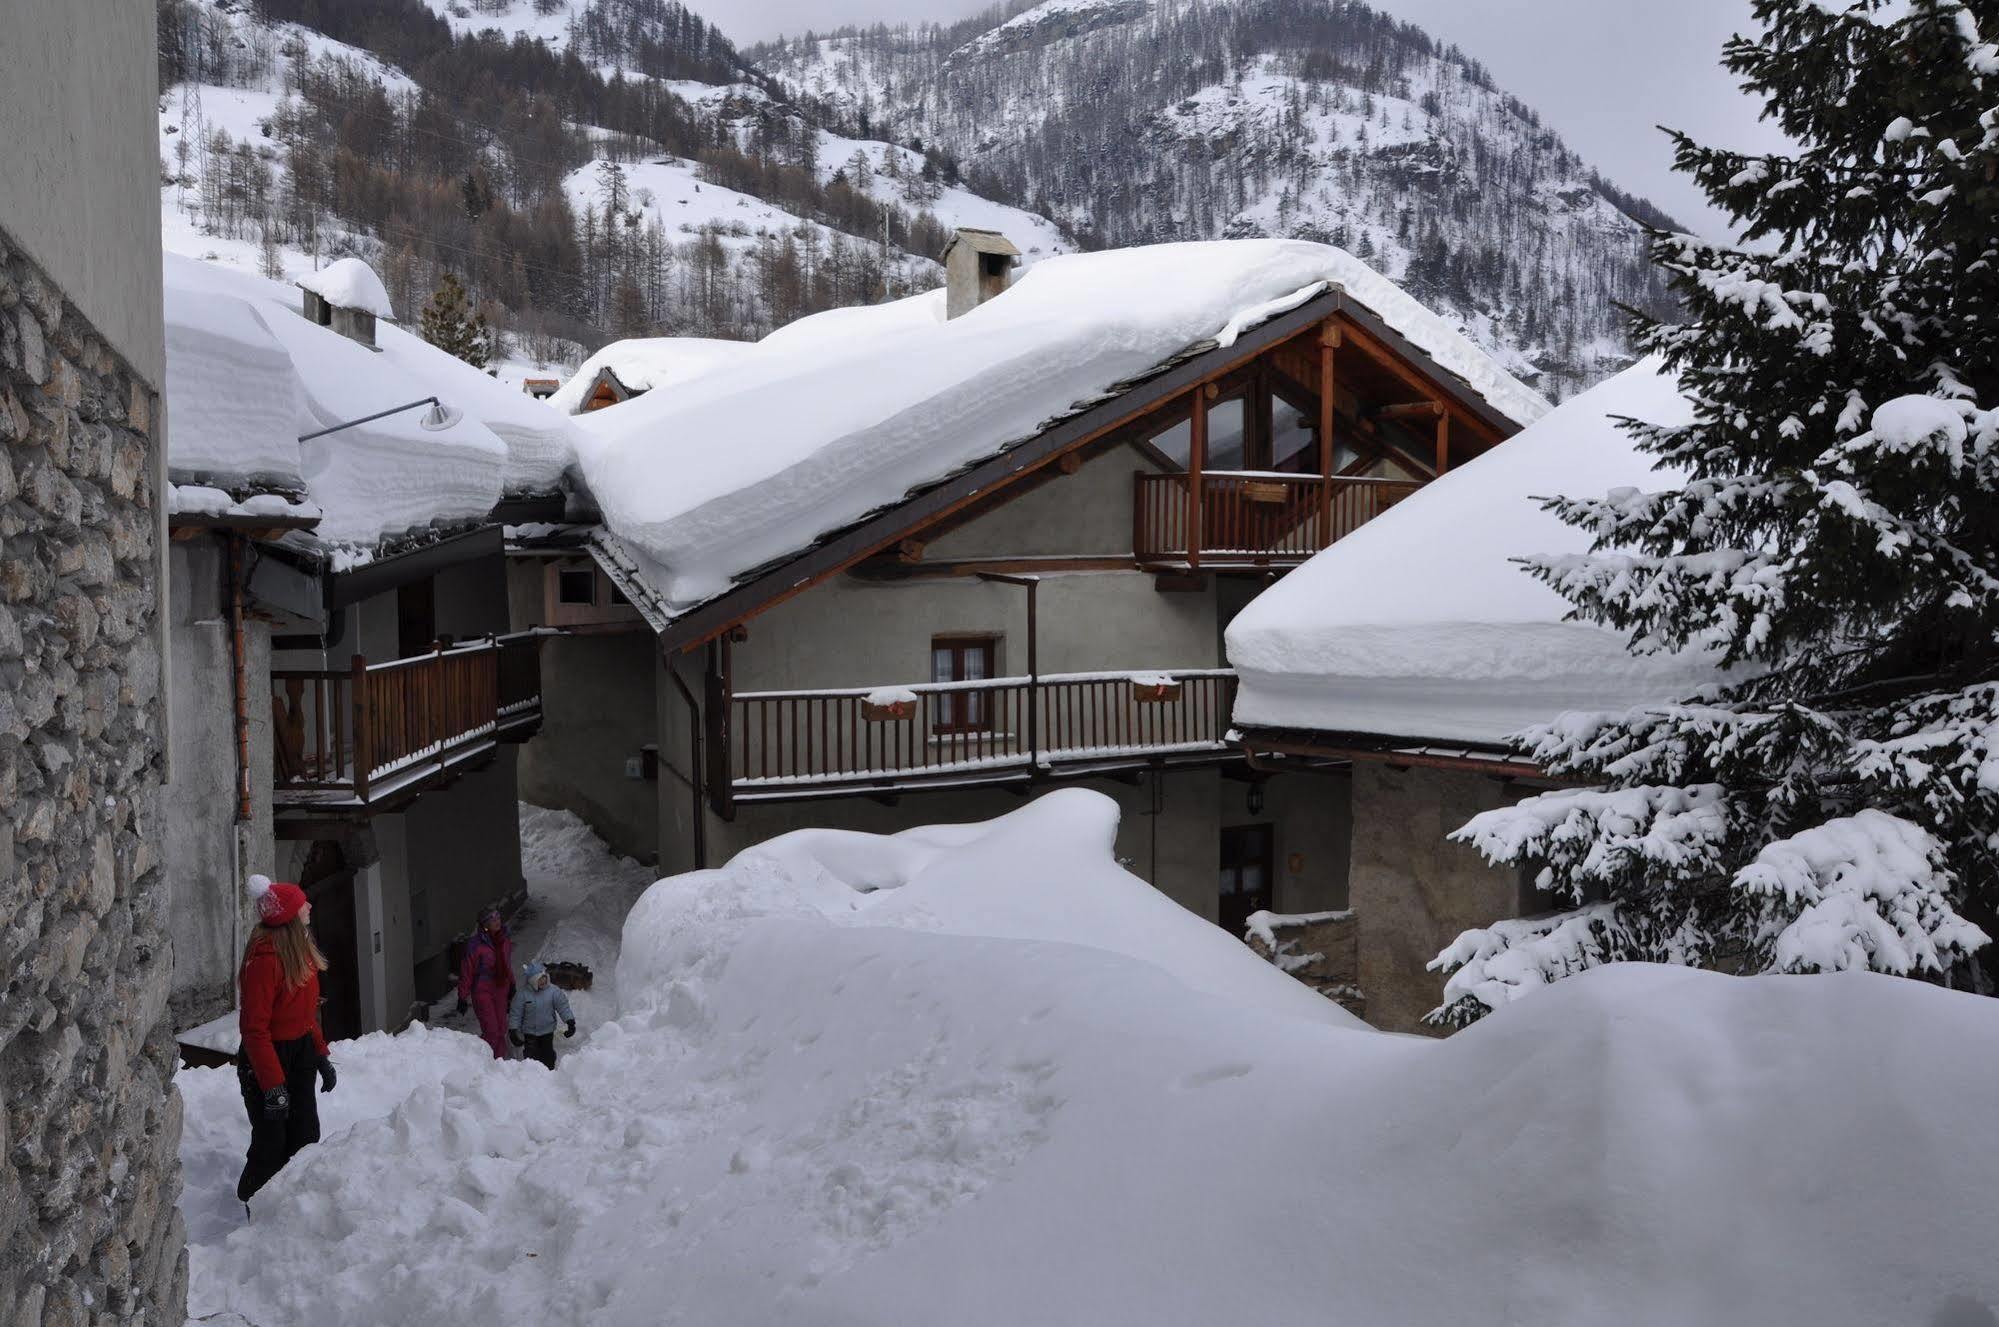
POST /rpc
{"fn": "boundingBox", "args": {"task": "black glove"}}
[455,997,469,1016]
[262,1086,290,1120]
[317,1058,337,1093]
[507,1029,523,1047]
[563,1020,576,1039]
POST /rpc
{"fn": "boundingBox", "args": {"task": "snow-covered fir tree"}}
[1430,0,1999,1025]
[418,270,494,369]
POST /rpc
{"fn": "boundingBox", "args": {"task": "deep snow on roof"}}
[576,239,1547,617]
[547,336,754,415]
[296,256,395,319]
[1227,358,1719,745]
[162,254,579,551]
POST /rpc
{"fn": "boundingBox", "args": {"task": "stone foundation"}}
[0,226,186,1323]
[1347,761,1529,1035]
[1246,910,1366,1019]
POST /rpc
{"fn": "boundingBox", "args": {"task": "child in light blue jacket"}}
[507,962,576,1069]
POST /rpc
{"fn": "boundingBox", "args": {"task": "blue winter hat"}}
[522,960,546,982]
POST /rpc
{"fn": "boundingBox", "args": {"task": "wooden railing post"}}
[1187,388,1208,570]
[350,654,371,802]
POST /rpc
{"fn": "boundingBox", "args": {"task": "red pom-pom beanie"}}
[247,874,307,926]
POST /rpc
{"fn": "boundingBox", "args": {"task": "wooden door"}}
[1218,824,1275,938]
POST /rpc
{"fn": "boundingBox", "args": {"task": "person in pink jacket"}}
[456,908,515,1058]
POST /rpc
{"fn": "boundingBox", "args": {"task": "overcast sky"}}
[710,0,1790,238]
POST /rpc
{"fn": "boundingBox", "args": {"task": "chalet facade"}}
[510,237,1545,959]
[161,255,570,1044]
[1226,361,1708,1032]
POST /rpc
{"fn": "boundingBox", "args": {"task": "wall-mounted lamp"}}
[299,395,462,443]
[1247,781,1266,816]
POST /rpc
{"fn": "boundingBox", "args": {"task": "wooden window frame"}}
[930,634,999,735]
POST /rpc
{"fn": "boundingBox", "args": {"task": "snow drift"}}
[180,790,1999,1327]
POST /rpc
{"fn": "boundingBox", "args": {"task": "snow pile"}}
[546,336,753,415]
[179,790,1999,1327]
[576,239,1546,615]
[162,254,579,547]
[297,256,395,318]
[1228,359,1721,743]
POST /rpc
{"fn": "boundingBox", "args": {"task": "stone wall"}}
[0,229,185,1322]
[1346,761,1530,1035]
[1246,911,1366,1019]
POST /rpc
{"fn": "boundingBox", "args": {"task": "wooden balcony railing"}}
[272,631,543,807]
[1133,472,1422,567]
[731,668,1237,790]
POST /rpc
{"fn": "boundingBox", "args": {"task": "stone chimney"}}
[942,228,1020,320]
[297,257,394,350]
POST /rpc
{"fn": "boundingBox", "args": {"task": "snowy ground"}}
[178,791,1999,1327]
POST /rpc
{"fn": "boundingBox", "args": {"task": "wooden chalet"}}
[509,234,1539,938]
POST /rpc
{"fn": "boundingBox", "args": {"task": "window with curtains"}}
[930,635,998,733]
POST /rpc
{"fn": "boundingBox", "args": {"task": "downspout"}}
[977,573,1040,778]
[227,535,252,823]
[666,656,707,871]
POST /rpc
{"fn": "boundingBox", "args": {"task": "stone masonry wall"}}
[0,228,186,1321]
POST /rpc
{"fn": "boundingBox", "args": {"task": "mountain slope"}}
[154,0,1069,376]
[753,0,1679,398]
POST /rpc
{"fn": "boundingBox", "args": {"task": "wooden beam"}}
[1186,380,1208,571]
[1333,314,1507,449]
[1435,409,1451,476]
[1374,400,1445,421]
[851,555,1138,581]
[1318,339,1336,548]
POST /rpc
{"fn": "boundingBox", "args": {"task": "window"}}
[930,635,997,733]
[1267,389,1319,474]
[607,578,629,606]
[557,568,597,606]
[1205,396,1248,471]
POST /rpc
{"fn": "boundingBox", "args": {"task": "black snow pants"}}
[522,1031,556,1070]
[236,1034,322,1201]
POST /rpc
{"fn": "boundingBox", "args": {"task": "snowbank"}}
[576,239,1546,615]
[1228,358,1720,743]
[547,336,753,414]
[180,790,1999,1327]
[162,254,578,547]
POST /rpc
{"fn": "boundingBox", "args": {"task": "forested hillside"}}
[154,0,1064,371]
[156,0,1676,396]
[755,0,1681,397]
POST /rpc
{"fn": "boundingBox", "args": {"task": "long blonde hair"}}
[246,914,328,990]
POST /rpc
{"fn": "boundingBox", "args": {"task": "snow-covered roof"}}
[1226,359,1720,746]
[163,254,580,554]
[575,239,1547,619]
[297,256,395,319]
[547,336,753,415]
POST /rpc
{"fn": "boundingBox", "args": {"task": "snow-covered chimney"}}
[298,258,395,351]
[943,229,1020,320]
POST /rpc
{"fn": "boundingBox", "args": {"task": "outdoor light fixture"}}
[298,395,461,442]
[1247,782,1265,816]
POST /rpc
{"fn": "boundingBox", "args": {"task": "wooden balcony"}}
[1133,472,1422,568]
[730,669,1237,799]
[271,632,543,811]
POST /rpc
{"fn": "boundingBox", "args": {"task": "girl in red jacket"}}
[236,875,336,1204]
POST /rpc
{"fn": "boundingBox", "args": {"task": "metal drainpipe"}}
[667,655,707,870]
[228,535,252,824]
[976,573,1040,778]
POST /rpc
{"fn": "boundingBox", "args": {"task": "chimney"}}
[297,258,392,351]
[942,228,1020,320]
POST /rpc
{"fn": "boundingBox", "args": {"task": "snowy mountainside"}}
[154,0,1069,359]
[753,0,1679,398]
